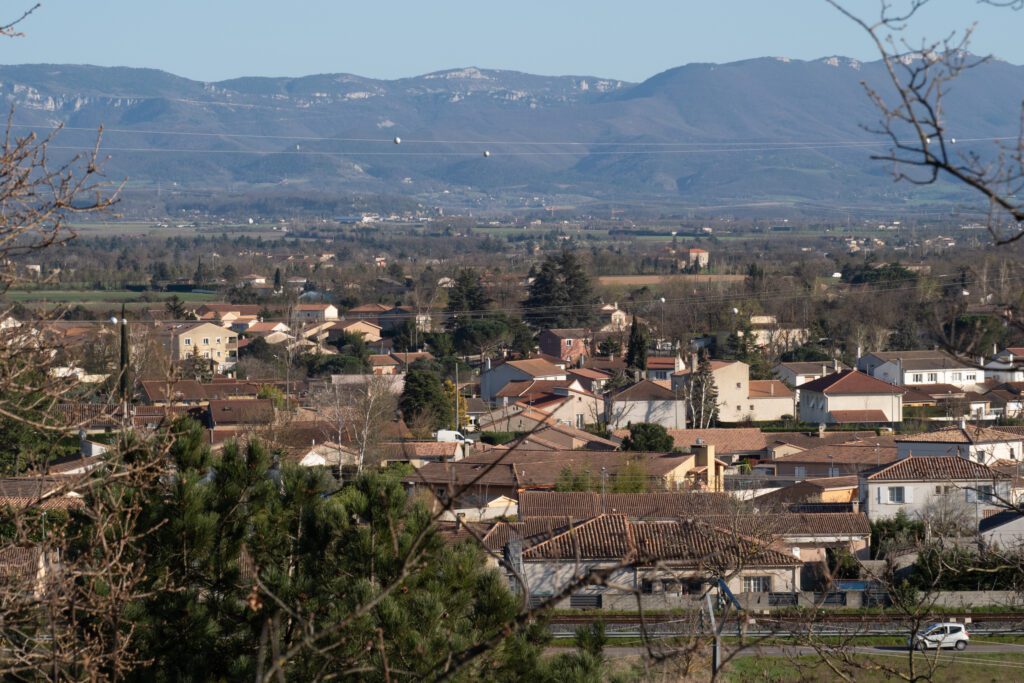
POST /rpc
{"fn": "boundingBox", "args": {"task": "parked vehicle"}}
[908,623,969,650]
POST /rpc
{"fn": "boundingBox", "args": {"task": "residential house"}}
[770,439,898,480]
[755,476,861,508]
[984,347,1024,383]
[329,319,382,343]
[344,303,391,326]
[390,351,435,372]
[686,247,710,268]
[567,367,612,394]
[860,455,1011,523]
[673,358,794,423]
[368,354,401,375]
[797,370,903,424]
[857,350,980,389]
[480,358,567,403]
[980,510,1024,547]
[661,428,769,463]
[163,322,239,373]
[895,425,1023,465]
[488,514,799,608]
[504,423,621,451]
[774,361,848,388]
[743,315,808,352]
[646,355,683,381]
[204,399,275,429]
[606,380,686,430]
[596,303,630,332]
[193,303,262,323]
[295,304,339,322]
[985,382,1024,419]
[538,328,591,366]
[494,379,603,430]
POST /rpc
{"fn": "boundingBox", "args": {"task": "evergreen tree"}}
[273,267,283,293]
[621,423,674,452]
[164,295,187,319]
[400,363,453,431]
[625,316,648,379]
[523,250,596,328]
[445,268,491,318]
[184,344,214,382]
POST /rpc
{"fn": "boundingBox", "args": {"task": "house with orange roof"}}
[797,370,903,424]
[480,357,567,403]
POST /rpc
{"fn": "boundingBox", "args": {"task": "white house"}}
[895,425,1023,466]
[797,370,903,424]
[479,358,567,403]
[605,380,686,429]
[295,304,339,322]
[857,351,980,389]
[860,455,1010,523]
[773,361,848,388]
[984,347,1024,383]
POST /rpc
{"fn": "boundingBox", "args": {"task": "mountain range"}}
[1,57,1022,215]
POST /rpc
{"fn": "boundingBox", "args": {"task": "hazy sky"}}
[0,1,1021,82]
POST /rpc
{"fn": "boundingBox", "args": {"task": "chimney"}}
[959,416,967,430]
[818,423,826,438]
[833,358,839,371]
[690,352,698,373]
[822,364,827,378]
[485,357,492,371]
[691,441,719,491]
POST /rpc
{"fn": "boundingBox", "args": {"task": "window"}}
[743,576,771,593]
[978,485,995,503]
[202,338,210,346]
[794,466,807,479]
[966,373,976,381]
[564,339,573,347]
[927,373,938,382]
[888,486,905,504]
[828,466,839,477]
[576,414,585,429]
[216,337,221,344]
[749,404,755,411]
[952,372,962,381]
[184,338,192,346]
[935,485,954,495]
[912,373,923,382]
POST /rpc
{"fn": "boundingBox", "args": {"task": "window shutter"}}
[965,488,977,503]
[876,487,881,504]
[904,487,913,504]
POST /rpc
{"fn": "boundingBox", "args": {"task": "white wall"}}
[895,440,1023,466]
[799,391,902,424]
[606,399,686,429]
[863,480,1010,523]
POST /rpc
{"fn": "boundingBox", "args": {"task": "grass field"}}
[725,652,1024,682]
[597,274,746,286]
[2,290,220,304]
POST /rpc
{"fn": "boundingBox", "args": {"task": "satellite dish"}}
[483,150,491,158]
[109,316,118,325]
[732,307,739,315]
[950,137,957,144]
[295,144,301,152]
[393,136,401,145]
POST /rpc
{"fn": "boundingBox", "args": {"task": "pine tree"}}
[523,250,596,328]
[273,267,283,293]
[625,316,648,380]
[164,295,187,319]
[400,363,453,431]
[445,268,491,319]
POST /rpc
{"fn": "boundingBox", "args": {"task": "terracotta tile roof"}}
[631,519,802,568]
[380,441,461,460]
[369,354,400,366]
[0,545,43,579]
[896,425,1022,444]
[495,379,576,399]
[829,409,890,423]
[769,431,878,450]
[612,380,676,401]
[803,475,861,489]
[405,460,518,489]
[862,351,970,371]
[347,303,391,314]
[206,399,275,426]
[518,491,737,520]
[520,514,801,568]
[773,441,897,465]
[801,370,902,395]
[503,358,565,378]
[663,428,768,454]
[866,455,1009,481]
[481,517,574,552]
[390,351,435,366]
[522,514,633,560]
[0,477,84,509]
[647,356,679,369]
[568,368,611,380]
[584,357,627,373]
[748,380,794,399]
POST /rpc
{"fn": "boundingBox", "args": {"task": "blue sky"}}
[0,1,1021,82]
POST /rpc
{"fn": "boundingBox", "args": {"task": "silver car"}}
[908,622,969,650]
